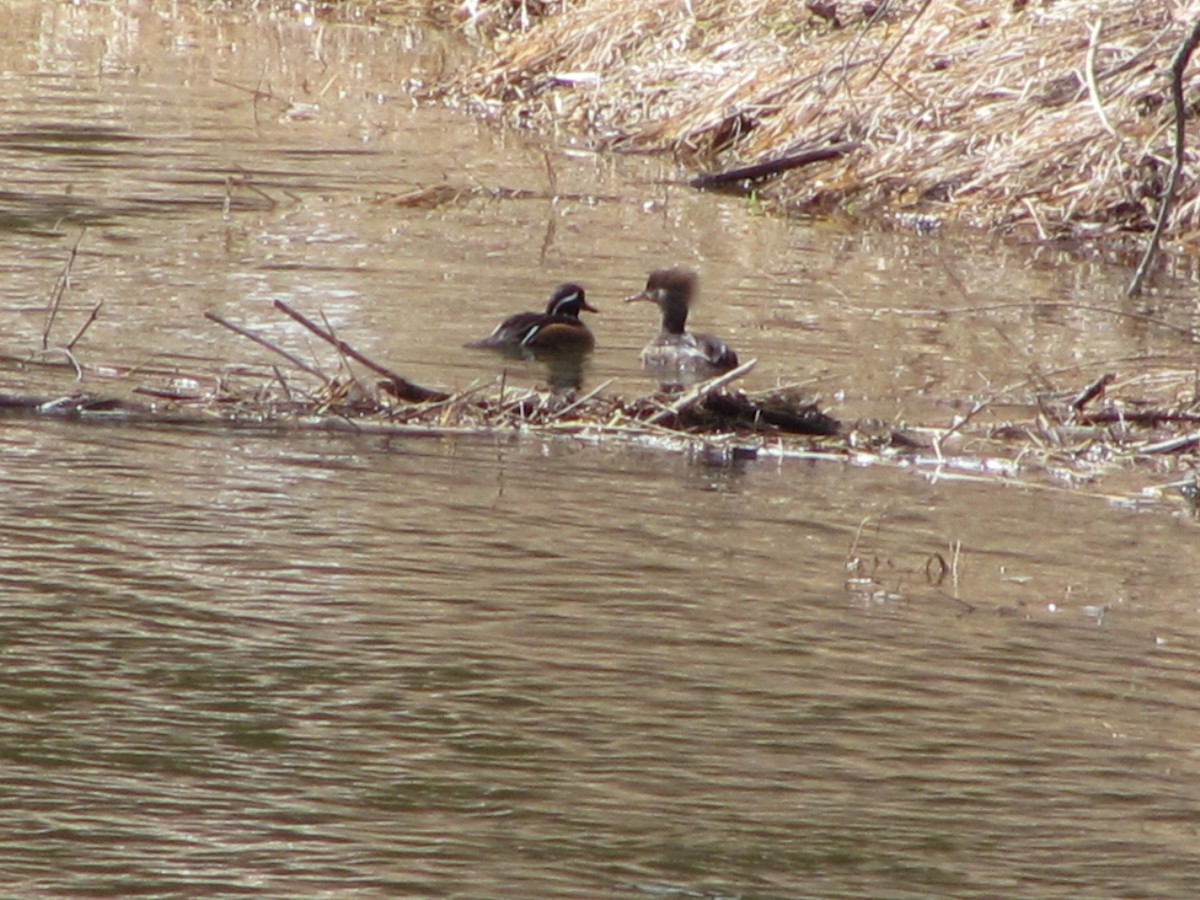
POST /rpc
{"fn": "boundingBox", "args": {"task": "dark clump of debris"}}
[686,390,842,436]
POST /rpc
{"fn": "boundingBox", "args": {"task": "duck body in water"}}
[465,283,598,357]
[625,267,738,387]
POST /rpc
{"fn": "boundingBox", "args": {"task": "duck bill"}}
[623,290,652,304]
[581,298,600,313]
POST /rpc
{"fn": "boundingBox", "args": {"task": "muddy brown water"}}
[4,3,1200,898]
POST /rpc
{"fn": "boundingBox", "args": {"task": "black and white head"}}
[544,283,598,319]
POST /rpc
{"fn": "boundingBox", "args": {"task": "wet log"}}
[692,392,842,436]
[689,141,860,192]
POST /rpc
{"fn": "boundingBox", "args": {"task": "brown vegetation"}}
[431,0,1200,253]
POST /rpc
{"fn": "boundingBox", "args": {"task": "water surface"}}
[3,3,1200,898]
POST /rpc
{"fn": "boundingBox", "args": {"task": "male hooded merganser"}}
[625,267,738,385]
[465,283,598,356]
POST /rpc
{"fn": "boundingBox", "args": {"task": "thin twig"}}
[132,386,204,402]
[545,378,614,422]
[213,76,276,101]
[233,165,279,209]
[1129,17,1200,296]
[1085,19,1117,138]
[494,386,542,418]
[318,309,369,397]
[862,0,934,89]
[272,299,448,402]
[646,358,757,425]
[43,229,86,350]
[31,347,83,381]
[949,539,962,600]
[1140,431,1200,454]
[940,398,990,442]
[1022,197,1048,241]
[205,310,330,383]
[1069,371,1115,414]
[271,364,294,403]
[66,300,103,352]
[839,0,892,110]
[847,515,875,564]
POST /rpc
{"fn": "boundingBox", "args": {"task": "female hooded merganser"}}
[625,267,738,385]
[465,283,598,356]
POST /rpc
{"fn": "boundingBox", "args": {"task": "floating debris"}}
[6,293,1200,516]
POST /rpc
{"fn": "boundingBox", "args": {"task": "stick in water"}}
[272,299,448,403]
[43,228,86,350]
[647,358,758,425]
[205,310,330,383]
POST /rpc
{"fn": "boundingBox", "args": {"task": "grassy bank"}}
[413,0,1199,256]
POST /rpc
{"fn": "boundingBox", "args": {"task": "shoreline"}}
[415,0,1198,267]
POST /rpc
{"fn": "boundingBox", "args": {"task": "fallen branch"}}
[696,391,841,435]
[271,299,449,403]
[389,380,493,423]
[1069,372,1115,413]
[646,358,758,425]
[1139,431,1200,454]
[689,142,859,191]
[545,377,614,422]
[1128,16,1200,296]
[1078,408,1200,426]
[205,310,330,384]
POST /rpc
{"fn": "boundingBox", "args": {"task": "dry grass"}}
[429,0,1200,246]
